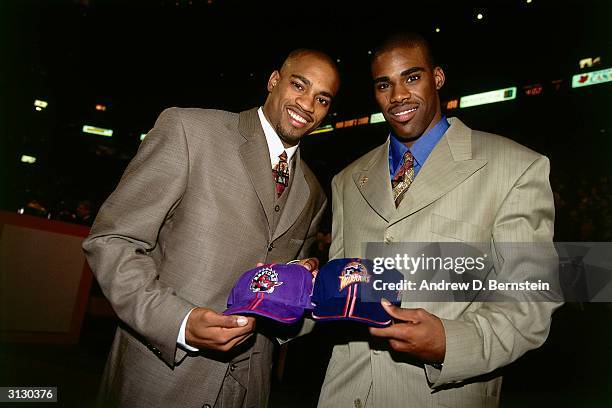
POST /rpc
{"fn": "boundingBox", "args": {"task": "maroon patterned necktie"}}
[273,151,289,197]
[391,151,415,207]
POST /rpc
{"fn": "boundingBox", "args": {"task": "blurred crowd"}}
[17,196,95,226]
[552,175,612,241]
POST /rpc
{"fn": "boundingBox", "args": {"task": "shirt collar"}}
[389,115,449,175]
[258,107,298,168]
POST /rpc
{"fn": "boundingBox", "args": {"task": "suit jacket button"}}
[268,243,274,251]
[230,364,236,372]
[274,205,280,212]
[203,404,212,408]
[354,398,362,408]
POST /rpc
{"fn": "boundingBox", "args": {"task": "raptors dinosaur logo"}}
[250,267,284,294]
[339,261,370,291]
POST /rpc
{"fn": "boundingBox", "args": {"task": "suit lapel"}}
[238,108,275,236]
[391,117,487,224]
[273,149,310,241]
[352,140,396,223]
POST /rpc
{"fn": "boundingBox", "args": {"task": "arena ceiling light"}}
[369,112,385,124]
[34,99,48,111]
[459,87,517,108]
[310,125,334,135]
[21,155,37,164]
[82,125,113,137]
[572,67,611,88]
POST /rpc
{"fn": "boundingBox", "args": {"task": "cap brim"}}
[312,296,393,328]
[223,296,305,324]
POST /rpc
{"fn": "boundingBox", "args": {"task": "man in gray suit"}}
[318,33,560,407]
[83,49,339,408]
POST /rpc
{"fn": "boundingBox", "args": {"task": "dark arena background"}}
[1,0,611,406]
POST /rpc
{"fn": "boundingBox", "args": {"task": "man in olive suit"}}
[318,33,560,408]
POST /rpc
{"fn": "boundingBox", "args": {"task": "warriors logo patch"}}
[339,262,370,291]
[250,267,284,294]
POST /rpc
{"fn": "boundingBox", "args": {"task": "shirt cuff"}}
[177,308,199,352]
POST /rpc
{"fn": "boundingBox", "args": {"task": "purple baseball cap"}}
[223,264,314,324]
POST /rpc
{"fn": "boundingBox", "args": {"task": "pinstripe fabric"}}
[318,118,560,408]
[83,108,326,408]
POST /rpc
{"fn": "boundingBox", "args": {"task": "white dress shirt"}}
[257,107,298,171]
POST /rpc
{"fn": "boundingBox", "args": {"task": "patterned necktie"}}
[273,151,289,197]
[391,151,415,207]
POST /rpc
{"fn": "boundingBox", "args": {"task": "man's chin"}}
[394,131,420,140]
[278,127,309,146]
[391,123,423,142]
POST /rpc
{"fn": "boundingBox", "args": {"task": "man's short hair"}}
[281,48,339,75]
[372,32,436,68]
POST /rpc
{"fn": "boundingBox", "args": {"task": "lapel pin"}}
[359,176,368,188]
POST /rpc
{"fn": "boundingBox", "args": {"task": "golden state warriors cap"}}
[311,258,403,327]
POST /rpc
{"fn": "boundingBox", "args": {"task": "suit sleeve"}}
[329,174,345,260]
[82,107,197,367]
[428,155,563,387]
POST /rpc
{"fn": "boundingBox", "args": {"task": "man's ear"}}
[433,66,445,90]
[267,70,280,92]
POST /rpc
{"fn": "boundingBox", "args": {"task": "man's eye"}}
[376,83,389,90]
[292,81,304,91]
[317,97,330,106]
[406,75,420,83]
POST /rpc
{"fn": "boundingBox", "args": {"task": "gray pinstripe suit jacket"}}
[83,107,326,408]
[318,118,561,408]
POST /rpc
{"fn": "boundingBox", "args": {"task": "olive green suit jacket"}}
[318,117,560,408]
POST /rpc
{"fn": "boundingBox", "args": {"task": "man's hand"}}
[369,299,446,364]
[259,258,320,277]
[185,307,256,352]
[296,257,320,278]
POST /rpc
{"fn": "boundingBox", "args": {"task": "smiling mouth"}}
[287,108,310,128]
[390,106,418,122]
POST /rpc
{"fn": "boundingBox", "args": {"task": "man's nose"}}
[390,85,411,104]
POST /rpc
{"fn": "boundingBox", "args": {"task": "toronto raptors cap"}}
[311,258,403,327]
[223,264,314,324]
